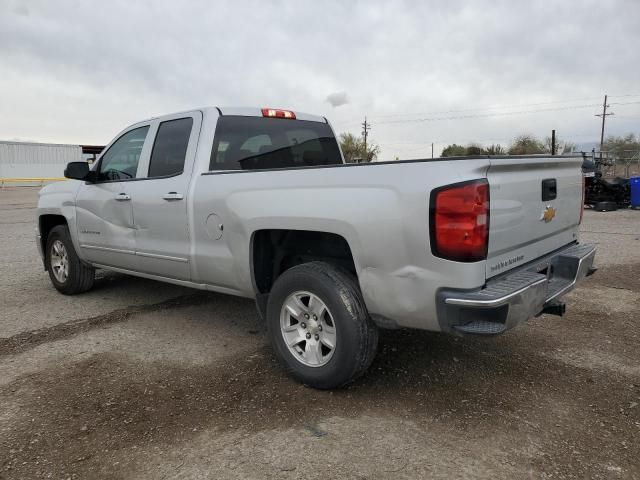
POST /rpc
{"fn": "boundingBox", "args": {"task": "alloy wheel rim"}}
[280,290,336,367]
[50,240,69,283]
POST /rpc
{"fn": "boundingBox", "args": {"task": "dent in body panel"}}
[75,206,136,251]
[359,266,436,323]
[359,260,487,331]
[73,183,139,267]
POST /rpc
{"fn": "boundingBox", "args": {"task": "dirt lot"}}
[1,187,639,479]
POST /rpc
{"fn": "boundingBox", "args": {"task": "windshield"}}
[209,116,343,171]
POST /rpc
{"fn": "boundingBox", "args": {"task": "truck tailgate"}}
[486,155,583,279]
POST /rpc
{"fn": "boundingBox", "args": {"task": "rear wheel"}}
[266,261,378,389]
[46,225,95,294]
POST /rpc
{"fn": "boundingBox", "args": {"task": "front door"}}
[127,112,201,280]
[75,125,151,268]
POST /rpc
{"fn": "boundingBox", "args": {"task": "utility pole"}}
[551,129,556,155]
[595,94,614,153]
[431,143,434,159]
[361,117,370,162]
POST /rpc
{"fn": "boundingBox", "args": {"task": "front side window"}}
[148,117,193,178]
[209,116,342,171]
[98,126,149,181]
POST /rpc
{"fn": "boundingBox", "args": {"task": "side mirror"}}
[64,162,92,182]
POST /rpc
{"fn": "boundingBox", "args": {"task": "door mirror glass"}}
[64,162,91,181]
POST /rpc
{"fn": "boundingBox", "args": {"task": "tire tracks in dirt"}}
[0,293,213,357]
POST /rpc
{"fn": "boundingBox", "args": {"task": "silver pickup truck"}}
[36,106,596,388]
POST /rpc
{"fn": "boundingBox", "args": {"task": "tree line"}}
[439,134,640,157]
[338,131,640,162]
[601,133,640,159]
[441,135,575,157]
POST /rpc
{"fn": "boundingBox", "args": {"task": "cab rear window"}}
[209,116,342,171]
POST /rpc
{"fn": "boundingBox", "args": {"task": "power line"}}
[364,96,605,120]
[609,100,640,106]
[333,98,640,129]
[365,101,640,126]
[375,103,603,125]
[338,96,606,125]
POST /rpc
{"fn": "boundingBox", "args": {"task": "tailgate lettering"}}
[490,255,524,273]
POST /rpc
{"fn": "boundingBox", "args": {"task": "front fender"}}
[37,180,84,262]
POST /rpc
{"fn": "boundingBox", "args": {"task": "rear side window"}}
[209,116,342,171]
[148,117,193,177]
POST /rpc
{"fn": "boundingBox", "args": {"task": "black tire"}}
[266,261,378,389]
[594,201,617,212]
[45,224,95,295]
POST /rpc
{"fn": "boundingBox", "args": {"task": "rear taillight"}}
[430,179,489,262]
[579,174,585,224]
[261,108,296,119]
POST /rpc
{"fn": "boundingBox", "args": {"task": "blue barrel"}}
[631,176,640,208]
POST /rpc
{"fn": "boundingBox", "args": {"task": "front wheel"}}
[266,261,378,389]
[45,225,95,295]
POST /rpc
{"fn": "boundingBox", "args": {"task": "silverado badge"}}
[541,205,556,222]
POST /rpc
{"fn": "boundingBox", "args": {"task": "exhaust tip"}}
[542,300,566,317]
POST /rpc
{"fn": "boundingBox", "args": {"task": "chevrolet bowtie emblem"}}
[541,205,556,222]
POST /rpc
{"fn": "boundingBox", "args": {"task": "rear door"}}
[126,111,202,280]
[485,155,583,278]
[75,125,151,268]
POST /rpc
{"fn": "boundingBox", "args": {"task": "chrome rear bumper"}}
[437,243,597,335]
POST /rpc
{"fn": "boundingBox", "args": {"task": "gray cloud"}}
[0,0,639,159]
[326,91,349,107]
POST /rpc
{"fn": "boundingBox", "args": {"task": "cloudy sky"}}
[1,0,639,158]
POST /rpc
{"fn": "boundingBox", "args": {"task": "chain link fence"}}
[589,150,640,178]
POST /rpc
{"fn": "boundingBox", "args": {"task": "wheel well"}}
[39,214,68,257]
[252,229,356,296]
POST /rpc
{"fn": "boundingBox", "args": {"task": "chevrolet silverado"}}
[36,106,596,388]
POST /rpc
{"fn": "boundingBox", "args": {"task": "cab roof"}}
[139,107,327,124]
[216,107,327,123]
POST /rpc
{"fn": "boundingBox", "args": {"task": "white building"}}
[0,141,103,186]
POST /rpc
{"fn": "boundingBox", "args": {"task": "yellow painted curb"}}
[0,178,66,187]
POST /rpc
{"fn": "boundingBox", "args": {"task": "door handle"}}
[115,193,131,201]
[163,192,184,201]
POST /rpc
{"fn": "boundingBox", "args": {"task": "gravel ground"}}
[1,187,639,480]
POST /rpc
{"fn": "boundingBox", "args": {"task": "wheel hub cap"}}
[280,291,336,367]
[307,319,320,335]
[50,240,69,283]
